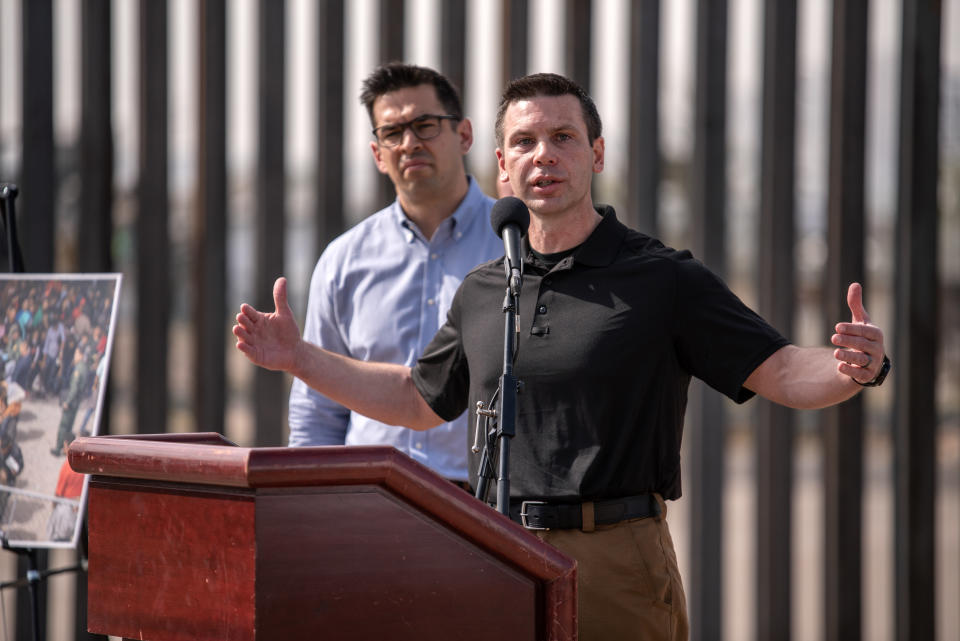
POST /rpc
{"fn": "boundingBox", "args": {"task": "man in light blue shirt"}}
[287,63,501,482]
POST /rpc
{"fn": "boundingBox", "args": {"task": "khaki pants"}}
[534,495,689,641]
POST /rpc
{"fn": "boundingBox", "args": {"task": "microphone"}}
[490,197,530,297]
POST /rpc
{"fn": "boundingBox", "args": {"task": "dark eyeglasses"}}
[372,114,459,147]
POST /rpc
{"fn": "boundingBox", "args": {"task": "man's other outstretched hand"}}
[831,282,886,385]
[233,277,302,374]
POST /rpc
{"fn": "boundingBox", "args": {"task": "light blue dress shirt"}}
[288,177,502,481]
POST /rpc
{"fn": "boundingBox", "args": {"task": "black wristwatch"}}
[857,354,891,387]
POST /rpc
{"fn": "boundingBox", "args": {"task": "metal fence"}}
[0,1,955,640]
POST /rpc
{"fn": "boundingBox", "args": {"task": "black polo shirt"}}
[412,206,788,502]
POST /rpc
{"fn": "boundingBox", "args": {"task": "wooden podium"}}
[69,434,577,641]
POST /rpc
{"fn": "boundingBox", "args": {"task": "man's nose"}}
[533,140,557,165]
[396,126,424,152]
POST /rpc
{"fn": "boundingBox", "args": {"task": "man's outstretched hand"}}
[832,282,886,385]
[233,277,302,374]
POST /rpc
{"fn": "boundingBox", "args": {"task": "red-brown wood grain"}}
[73,436,576,640]
[87,479,257,640]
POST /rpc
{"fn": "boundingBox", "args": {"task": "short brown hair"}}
[495,73,602,147]
[360,62,463,126]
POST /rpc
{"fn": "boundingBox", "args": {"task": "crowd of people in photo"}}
[0,279,113,528]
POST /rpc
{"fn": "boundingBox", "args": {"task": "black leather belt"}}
[508,493,661,531]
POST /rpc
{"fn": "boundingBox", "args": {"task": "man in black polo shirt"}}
[234,73,889,641]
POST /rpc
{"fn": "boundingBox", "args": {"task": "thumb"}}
[847,282,871,324]
[273,277,290,315]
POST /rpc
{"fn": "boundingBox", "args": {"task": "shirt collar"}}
[448,176,488,241]
[525,204,627,270]
[573,205,628,267]
[393,176,486,244]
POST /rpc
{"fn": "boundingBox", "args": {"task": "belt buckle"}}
[520,500,550,530]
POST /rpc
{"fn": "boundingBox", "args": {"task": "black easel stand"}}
[0,539,42,641]
[473,284,522,516]
[0,537,87,641]
[0,184,25,273]
[0,184,86,641]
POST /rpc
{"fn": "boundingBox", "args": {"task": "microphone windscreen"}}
[490,197,530,238]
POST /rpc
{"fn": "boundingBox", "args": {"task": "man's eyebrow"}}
[551,122,581,133]
[508,123,580,139]
[375,113,433,128]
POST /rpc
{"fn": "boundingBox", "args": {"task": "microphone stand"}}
[473,278,521,516]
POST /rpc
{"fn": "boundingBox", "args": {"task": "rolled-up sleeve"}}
[411,292,470,422]
[288,252,352,446]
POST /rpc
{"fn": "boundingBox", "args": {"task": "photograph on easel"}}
[0,274,121,549]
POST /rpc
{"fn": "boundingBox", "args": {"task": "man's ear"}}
[458,118,474,153]
[592,136,605,174]
[495,149,513,196]
[496,174,514,198]
[370,141,388,175]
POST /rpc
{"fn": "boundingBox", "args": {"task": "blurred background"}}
[0,0,957,639]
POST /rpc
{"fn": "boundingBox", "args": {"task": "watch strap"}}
[857,354,891,387]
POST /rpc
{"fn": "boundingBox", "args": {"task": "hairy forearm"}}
[290,339,444,430]
[745,345,862,409]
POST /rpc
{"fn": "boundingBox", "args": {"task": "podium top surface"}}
[68,433,577,586]
[69,433,467,489]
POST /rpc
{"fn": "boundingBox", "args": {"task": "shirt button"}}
[538,305,547,314]
[431,253,438,260]
[415,442,423,450]
[427,299,435,306]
